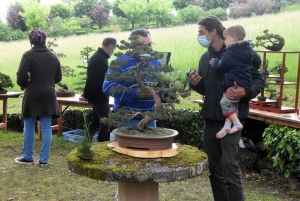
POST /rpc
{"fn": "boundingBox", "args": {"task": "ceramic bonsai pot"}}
[112,127,178,151]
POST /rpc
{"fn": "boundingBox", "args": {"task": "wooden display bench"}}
[253,50,300,113]
[249,98,295,113]
[0,92,23,132]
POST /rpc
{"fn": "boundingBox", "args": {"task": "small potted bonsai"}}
[76,114,95,160]
[264,85,288,108]
[101,36,192,151]
[252,30,285,51]
[270,61,288,83]
[0,72,14,94]
[257,60,269,101]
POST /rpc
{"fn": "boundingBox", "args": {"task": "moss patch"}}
[67,142,207,181]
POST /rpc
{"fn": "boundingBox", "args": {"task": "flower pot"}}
[112,127,178,151]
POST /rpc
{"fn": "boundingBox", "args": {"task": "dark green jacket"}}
[192,45,265,126]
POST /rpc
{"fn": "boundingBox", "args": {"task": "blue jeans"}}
[22,116,52,163]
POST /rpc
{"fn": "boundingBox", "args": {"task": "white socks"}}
[229,120,243,134]
[216,122,231,139]
[216,120,243,139]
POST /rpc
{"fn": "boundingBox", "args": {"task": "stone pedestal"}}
[67,142,207,201]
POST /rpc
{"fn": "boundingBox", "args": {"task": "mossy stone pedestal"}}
[67,142,207,201]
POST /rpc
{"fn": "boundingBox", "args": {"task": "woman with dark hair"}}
[15,29,62,166]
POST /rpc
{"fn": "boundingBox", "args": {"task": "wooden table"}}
[37,94,114,140]
[193,100,300,129]
[0,92,23,132]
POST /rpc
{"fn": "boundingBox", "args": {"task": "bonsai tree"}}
[76,113,95,160]
[257,60,269,101]
[264,85,288,108]
[270,61,289,75]
[101,36,192,132]
[252,30,285,51]
[0,72,14,92]
[74,46,95,93]
[47,39,75,92]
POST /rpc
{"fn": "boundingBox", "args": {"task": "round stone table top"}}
[67,142,207,183]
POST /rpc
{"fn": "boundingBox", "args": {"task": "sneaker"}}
[15,157,34,165]
[38,161,48,167]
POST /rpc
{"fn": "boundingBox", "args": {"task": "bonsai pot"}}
[0,89,8,94]
[112,127,178,151]
[56,91,76,97]
[257,96,266,101]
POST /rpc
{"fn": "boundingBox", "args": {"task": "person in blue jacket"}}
[210,24,261,139]
[102,28,161,127]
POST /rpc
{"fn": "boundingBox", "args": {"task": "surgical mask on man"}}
[197,35,213,47]
[109,50,114,56]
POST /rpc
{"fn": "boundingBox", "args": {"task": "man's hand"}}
[227,81,246,100]
[188,69,202,86]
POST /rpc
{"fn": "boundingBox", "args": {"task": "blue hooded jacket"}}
[211,40,261,88]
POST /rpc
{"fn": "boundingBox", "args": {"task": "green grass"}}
[0,131,298,201]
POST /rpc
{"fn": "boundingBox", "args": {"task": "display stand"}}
[250,50,300,113]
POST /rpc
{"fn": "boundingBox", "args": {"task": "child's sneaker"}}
[15,157,34,165]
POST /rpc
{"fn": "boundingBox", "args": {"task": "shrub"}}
[108,16,131,31]
[229,0,274,19]
[0,23,27,41]
[204,7,228,20]
[179,5,205,24]
[263,124,300,178]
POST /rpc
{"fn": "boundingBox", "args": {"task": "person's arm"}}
[16,53,31,88]
[190,53,207,95]
[252,50,262,69]
[55,59,62,84]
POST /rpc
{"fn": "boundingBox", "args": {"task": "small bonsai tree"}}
[270,61,289,75]
[76,113,95,160]
[264,85,288,108]
[0,72,14,92]
[74,46,95,93]
[47,39,75,92]
[252,30,285,51]
[101,36,192,132]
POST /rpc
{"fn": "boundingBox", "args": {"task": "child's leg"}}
[216,118,231,139]
[228,113,243,134]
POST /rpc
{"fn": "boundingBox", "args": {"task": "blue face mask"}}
[197,35,212,47]
[109,50,114,56]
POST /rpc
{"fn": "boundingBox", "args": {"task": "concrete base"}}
[118,181,158,201]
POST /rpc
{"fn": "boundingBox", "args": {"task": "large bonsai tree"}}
[252,29,285,51]
[101,36,191,132]
[0,72,14,91]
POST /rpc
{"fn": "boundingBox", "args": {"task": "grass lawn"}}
[0,131,299,201]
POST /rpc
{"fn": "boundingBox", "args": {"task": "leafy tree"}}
[119,0,149,30]
[179,5,204,24]
[203,0,234,9]
[5,1,26,31]
[148,0,173,28]
[112,0,127,18]
[173,0,195,10]
[50,3,71,19]
[92,3,109,29]
[19,0,50,30]
[74,0,111,19]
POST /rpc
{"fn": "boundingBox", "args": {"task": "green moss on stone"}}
[67,142,207,181]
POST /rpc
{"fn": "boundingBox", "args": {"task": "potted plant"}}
[101,36,192,151]
[252,30,285,51]
[257,60,269,101]
[0,72,14,94]
[264,85,288,108]
[270,61,289,83]
[76,113,95,160]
